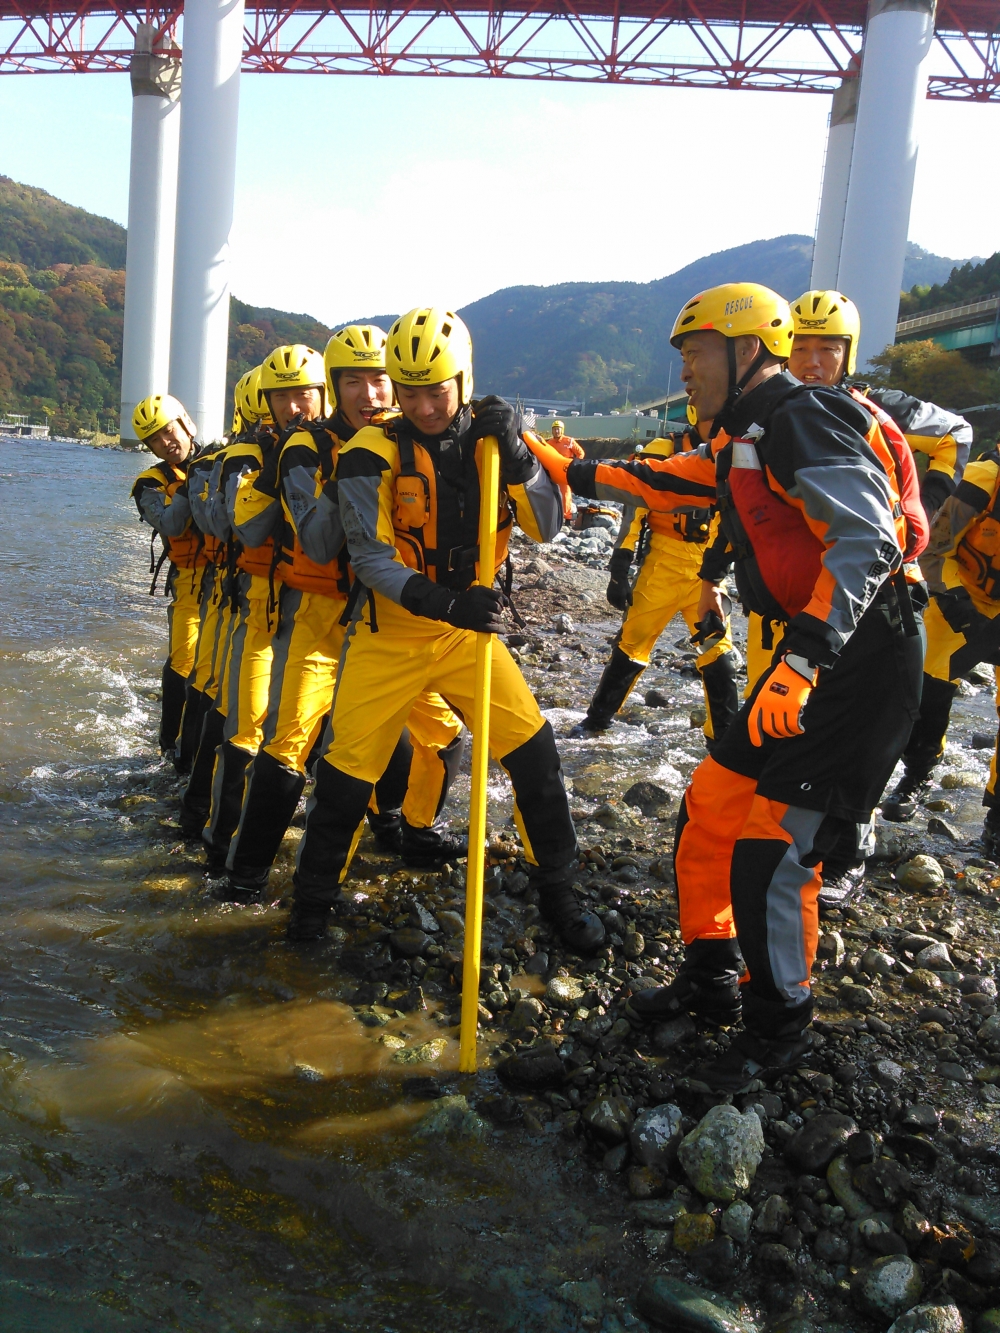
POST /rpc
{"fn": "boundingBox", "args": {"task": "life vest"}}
[390,429,512,585]
[236,537,275,578]
[954,452,1000,600]
[277,424,351,600]
[715,385,913,622]
[161,470,210,570]
[229,437,280,578]
[639,428,712,542]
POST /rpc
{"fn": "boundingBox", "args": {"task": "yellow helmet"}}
[324,325,388,410]
[133,393,195,443]
[231,365,270,434]
[670,282,794,360]
[551,419,565,432]
[791,289,861,377]
[386,308,474,405]
[686,402,698,427]
[260,344,327,412]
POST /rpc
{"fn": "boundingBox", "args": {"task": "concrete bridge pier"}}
[836,0,936,370]
[168,0,246,442]
[119,24,181,442]
[810,73,858,292]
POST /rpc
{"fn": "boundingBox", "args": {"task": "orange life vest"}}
[236,538,275,578]
[277,428,350,600]
[162,472,210,570]
[391,430,512,584]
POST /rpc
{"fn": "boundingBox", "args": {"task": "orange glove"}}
[747,654,818,747]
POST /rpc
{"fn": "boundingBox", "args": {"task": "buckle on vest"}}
[445,544,479,573]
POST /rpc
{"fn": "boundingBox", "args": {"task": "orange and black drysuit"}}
[566,372,925,1040]
[292,403,585,924]
[587,426,738,743]
[132,448,210,766]
[222,415,464,896]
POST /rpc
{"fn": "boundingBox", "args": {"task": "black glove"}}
[606,547,633,611]
[401,577,505,634]
[472,396,534,484]
[691,611,727,650]
[935,587,986,636]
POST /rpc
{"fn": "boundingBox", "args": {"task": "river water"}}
[2,438,997,1333]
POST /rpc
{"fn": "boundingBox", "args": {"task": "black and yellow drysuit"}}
[221,415,465,899]
[584,426,738,743]
[132,449,211,768]
[289,399,605,952]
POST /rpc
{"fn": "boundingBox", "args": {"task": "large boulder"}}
[677,1104,765,1202]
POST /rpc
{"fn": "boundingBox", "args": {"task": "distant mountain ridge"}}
[0,174,985,429]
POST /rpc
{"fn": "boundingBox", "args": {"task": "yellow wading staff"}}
[459,435,500,1074]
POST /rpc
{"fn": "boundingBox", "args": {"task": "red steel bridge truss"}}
[0,0,997,99]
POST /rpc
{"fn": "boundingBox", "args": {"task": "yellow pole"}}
[458,434,500,1074]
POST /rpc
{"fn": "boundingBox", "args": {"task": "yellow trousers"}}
[923,592,1000,800]
[221,574,276,753]
[744,612,787,698]
[165,566,203,681]
[190,565,231,697]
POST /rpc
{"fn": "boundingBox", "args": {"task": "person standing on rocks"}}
[547,419,585,460]
[575,404,739,747]
[286,307,606,954]
[130,393,207,772]
[537,281,926,1093]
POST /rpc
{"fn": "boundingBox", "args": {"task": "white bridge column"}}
[810,73,858,291]
[837,0,936,370]
[168,0,245,442]
[119,25,180,442]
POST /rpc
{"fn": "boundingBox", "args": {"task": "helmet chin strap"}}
[724,336,773,412]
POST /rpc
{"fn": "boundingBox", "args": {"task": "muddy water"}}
[1,439,996,1332]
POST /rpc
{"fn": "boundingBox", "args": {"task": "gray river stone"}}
[630,1102,684,1169]
[784,1111,858,1174]
[851,1254,924,1322]
[637,1274,757,1332]
[677,1104,764,1202]
[887,1304,964,1333]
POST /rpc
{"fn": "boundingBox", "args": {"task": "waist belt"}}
[424,543,479,574]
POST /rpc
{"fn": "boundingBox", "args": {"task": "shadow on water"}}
[0,441,633,1332]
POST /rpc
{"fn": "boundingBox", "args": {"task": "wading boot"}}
[625,938,742,1027]
[212,876,268,906]
[693,1029,813,1095]
[699,651,739,749]
[983,806,1000,861]
[286,900,333,942]
[179,705,225,839]
[571,647,644,736]
[160,664,188,768]
[880,771,934,823]
[400,819,468,868]
[367,808,404,855]
[536,875,606,955]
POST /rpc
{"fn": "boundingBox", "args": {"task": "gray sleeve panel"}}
[787,460,902,641]
[338,473,414,604]
[285,464,345,564]
[517,465,564,541]
[226,465,280,547]
[919,493,983,593]
[198,458,233,541]
[139,487,191,537]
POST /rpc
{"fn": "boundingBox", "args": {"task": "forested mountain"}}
[899,251,1000,318]
[0,174,988,433]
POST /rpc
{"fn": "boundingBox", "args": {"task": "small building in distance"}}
[0,415,49,439]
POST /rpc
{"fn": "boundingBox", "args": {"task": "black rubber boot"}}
[574,647,645,734]
[535,870,606,954]
[367,809,403,854]
[290,761,372,940]
[983,806,1000,860]
[203,741,253,874]
[160,664,188,762]
[699,652,739,748]
[225,750,307,893]
[692,991,813,1092]
[180,704,225,838]
[400,819,468,868]
[626,938,743,1026]
[881,771,935,823]
[177,686,211,778]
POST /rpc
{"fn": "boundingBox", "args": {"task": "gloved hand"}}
[747,653,818,747]
[606,547,633,611]
[473,396,534,484]
[443,586,505,634]
[691,590,732,649]
[934,586,987,636]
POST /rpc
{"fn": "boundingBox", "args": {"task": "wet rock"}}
[602,1142,629,1172]
[629,1166,670,1199]
[977,1311,1000,1333]
[874,825,907,860]
[652,1015,697,1053]
[755,1193,791,1235]
[637,1274,755,1332]
[392,1037,447,1065]
[394,985,426,1013]
[552,613,574,633]
[624,930,645,959]
[927,818,962,842]
[873,1058,907,1088]
[897,1201,933,1249]
[968,1238,1000,1285]
[814,1229,850,1264]
[635,1195,690,1227]
[545,976,587,1009]
[630,1102,685,1170]
[413,1094,486,1139]
[897,856,946,893]
[721,1199,753,1246]
[677,1104,765,1202]
[556,1278,604,1320]
[941,772,979,789]
[817,931,846,965]
[902,1103,940,1134]
[827,1154,874,1219]
[353,981,390,1006]
[623,780,671,814]
[402,1075,445,1100]
[644,689,673,708]
[379,1033,406,1050]
[861,947,896,977]
[847,1130,879,1165]
[508,997,545,1031]
[852,1254,924,1323]
[854,1158,913,1209]
[977,1014,1000,1046]
[407,901,440,933]
[497,1045,565,1090]
[839,981,876,1010]
[784,1111,858,1173]
[916,940,953,971]
[907,969,943,995]
[673,1213,716,1253]
[582,1092,634,1144]
[887,1304,964,1333]
[524,951,549,976]
[923,1223,976,1267]
[436,909,465,935]
[938,1060,971,1082]
[859,1217,910,1256]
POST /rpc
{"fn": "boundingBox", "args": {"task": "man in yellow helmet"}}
[286,307,605,953]
[548,419,585,460]
[577,402,738,746]
[200,345,325,873]
[130,393,207,770]
[217,327,465,903]
[177,367,266,837]
[538,282,924,1093]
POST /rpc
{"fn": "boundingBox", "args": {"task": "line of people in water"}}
[131,283,994,1095]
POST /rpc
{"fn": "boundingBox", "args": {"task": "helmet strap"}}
[723,336,773,412]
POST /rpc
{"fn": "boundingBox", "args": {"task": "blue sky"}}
[1,71,997,324]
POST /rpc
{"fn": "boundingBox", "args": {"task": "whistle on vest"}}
[672,506,713,543]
